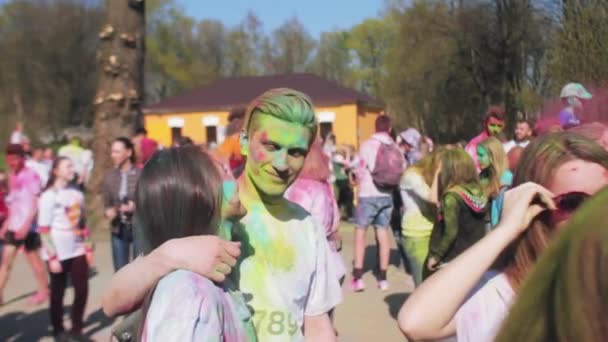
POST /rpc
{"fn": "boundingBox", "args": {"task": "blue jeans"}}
[111,233,136,271]
[355,196,394,228]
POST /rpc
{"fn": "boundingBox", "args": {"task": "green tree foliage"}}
[310,31,354,86]
[549,0,608,86]
[0,0,102,142]
[2,0,608,145]
[382,0,557,141]
[348,18,396,97]
[266,17,316,74]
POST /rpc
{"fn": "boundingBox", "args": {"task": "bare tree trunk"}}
[88,0,144,222]
[13,93,24,121]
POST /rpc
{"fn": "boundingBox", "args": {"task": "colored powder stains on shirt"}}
[37,188,87,261]
[6,167,41,232]
[285,178,347,280]
[144,270,256,342]
[231,198,342,342]
[238,204,296,272]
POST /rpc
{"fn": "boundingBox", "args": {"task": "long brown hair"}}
[410,146,445,186]
[135,146,223,255]
[44,156,71,192]
[438,148,479,197]
[496,186,608,342]
[479,137,509,198]
[503,132,608,289]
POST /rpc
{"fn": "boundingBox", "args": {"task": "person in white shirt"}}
[58,137,93,191]
[38,156,93,340]
[102,88,342,342]
[25,146,51,188]
[503,119,533,153]
[9,121,27,145]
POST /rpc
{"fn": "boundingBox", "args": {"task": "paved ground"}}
[0,223,413,341]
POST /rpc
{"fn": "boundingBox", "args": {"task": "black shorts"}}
[4,231,41,251]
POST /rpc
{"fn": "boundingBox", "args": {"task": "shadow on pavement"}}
[84,307,114,338]
[0,304,113,341]
[362,245,403,277]
[0,307,52,341]
[384,292,411,319]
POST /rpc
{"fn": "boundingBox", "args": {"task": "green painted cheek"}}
[477,147,490,167]
[488,124,504,135]
[222,180,238,203]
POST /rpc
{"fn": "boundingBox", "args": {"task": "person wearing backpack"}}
[351,115,406,292]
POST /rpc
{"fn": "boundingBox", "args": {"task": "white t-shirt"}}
[503,140,530,153]
[37,188,86,261]
[455,273,515,342]
[10,130,25,144]
[25,159,51,188]
[58,145,94,183]
[233,201,343,341]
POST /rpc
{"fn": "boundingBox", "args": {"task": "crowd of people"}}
[1,81,607,342]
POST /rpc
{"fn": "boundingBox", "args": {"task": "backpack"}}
[371,142,406,191]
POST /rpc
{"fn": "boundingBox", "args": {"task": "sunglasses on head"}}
[550,191,590,223]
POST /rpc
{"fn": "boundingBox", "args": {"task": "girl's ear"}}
[240,130,249,157]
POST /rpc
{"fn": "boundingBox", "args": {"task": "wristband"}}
[85,246,93,253]
[49,254,58,261]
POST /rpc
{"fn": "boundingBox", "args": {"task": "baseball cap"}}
[560,83,592,99]
[399,128,421,149]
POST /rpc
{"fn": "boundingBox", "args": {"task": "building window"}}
[171,127,182,144]
[206,126,217,144]
[320,122,333,140]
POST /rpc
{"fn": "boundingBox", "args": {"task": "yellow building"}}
[143,73,385,149]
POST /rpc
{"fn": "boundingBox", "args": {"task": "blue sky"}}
[177,0,385,38]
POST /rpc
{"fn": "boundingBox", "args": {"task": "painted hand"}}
[162,236,241,283]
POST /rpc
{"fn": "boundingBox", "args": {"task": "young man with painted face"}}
[558,82,592,129]
[102,88,341,341]
[465,106,506,171]
[503,119,533,153]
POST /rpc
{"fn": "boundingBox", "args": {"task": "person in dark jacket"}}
[424,148,487,279]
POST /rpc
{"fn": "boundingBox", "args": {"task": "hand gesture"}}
[499,182,556,234]
[86,251,94,267]
[162,236,241,282]
[427,256,440,271]
[49,259,63,274]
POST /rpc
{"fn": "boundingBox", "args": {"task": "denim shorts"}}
[355,196,394,228]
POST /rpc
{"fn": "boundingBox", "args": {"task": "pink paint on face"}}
[259,131,268,141]
[255,151,267,161]
[244,114,311,198]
